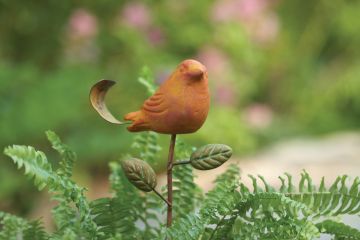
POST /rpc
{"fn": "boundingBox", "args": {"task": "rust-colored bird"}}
[90,59,210,134]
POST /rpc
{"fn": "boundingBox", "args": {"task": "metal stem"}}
[152,188,172,206]
[166,134,176,227]
[173,159,191,166]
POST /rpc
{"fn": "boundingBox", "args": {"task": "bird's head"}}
[177,59,207,81]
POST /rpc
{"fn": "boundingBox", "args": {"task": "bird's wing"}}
[142,90,169,114]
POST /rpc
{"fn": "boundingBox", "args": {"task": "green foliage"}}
[199,164,241,240]
[172,164,198,218]
[4,145,53,190]
[90,197,137,239]
[0,212,47,240]
[0,212,29,240]
[171,139,202,221]
[95,121,164,239]
[2,131,360,239]
[107,161,161,239]
[316,220,360,240]
[3,132,99,239]
[131,132,161,166]
[166,166,360,240]
[1,1,360,211]
[46,130,76,178]
[23,220,48,240]
[137,66,156,96]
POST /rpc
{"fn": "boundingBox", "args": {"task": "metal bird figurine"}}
[90,59,210,227]
[90,59,210,134]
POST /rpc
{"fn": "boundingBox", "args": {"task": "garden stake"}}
[167,134,176,227]
[89,59,210,228]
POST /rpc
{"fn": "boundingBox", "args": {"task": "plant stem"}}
[152,188,171,206]
[173,159,191,166]
[167,134,176,227]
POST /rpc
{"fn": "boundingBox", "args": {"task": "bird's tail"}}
[124,111,150,132]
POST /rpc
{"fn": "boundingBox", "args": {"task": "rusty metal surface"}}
[89,79,125,124]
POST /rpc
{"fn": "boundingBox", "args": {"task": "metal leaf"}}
[89,79,125,124]
[121,158,157,192]
[190,144,232,170]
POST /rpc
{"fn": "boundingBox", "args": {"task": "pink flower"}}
[212,0,267,22]
[211,0,280,44]
[212,0,239,22]
[244,103,273,129]
[147,27,165,46]
[215,85,237,106]
[238,0,267,21]
[197,47,238,106]
[251,13,279,44]
[121,2,151,29]
[69,9,98,38]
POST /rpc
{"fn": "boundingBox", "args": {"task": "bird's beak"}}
[187,65,206,79]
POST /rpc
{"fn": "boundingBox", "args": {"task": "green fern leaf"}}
[23,220,48,240]
[165,214,204,240]
[316,220,360,239]
[0,212,29,240]
[131,132,161,165]
[46,130,76,177]
[109,161,161,239]
[4,144,99,238]
[90,198,140,239]
[173,164,198,220]
[4,145,52,190]
[138,66,156,96]
[172,139,201,220]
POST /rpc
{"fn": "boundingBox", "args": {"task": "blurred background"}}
[0,0,359,228]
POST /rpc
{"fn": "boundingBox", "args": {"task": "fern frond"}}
[245,192,311,219]
[200,164,241,239]
[165,214,204,240]
[44,131,81,236]
[316,219,360,239]
[23,219,48,240]
[108,162,140,233]
[49,228,78,240]
[172,163,198,220]
[109,161,161,239]
[171,139,201,220]
[46,130,76,177]
[231,215,319,240]
[285,175,360,217]
[175,139,194,159]
[244,172,360,218]
[51,195,78,236]
[4,145,52,190]
[90,198,139,239]
[0,213,48,240]
[201,164,241,215]
[131,132,161,165]
[165,165,241,239]
[138,66,156,96]
[4,145,98,238]
[128,129,164,237]
[0,212,29,240]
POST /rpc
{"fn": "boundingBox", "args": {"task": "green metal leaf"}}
[190,144,232,170]
[120,158,157,192]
